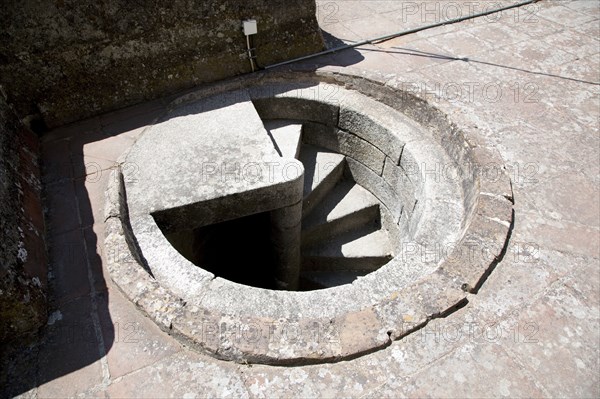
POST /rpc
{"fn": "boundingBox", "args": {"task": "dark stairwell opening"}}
[162,211,278,290]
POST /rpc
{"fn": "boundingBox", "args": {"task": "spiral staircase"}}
[263,120,393,290]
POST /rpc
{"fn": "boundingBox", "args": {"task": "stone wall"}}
[0,0,324,128]
[0,96,47,342]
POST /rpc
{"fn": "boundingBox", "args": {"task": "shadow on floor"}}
[288,28,366,68]
[0,106,166,397]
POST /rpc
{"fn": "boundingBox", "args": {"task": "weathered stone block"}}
[382,157,417,218]
[379,205,403,254]
[301,123,385,175]
[337,130,386,175]
[301,122,338,150]
[250,81,342,125]
[442,212,512,292]
[126,90,304,231]
[0,1,324,128]
[339,92,410,163]
[0,97,47,342]
[471,147,514,202]
[345,158,402,222]
[271,202,303,290]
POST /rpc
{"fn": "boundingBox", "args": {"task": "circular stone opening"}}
[104,70,513,364]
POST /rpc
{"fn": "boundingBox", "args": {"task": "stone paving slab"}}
[45,229,92,305]
[36,296,105,398]
[106,351,248,399]
[96,287,182,380]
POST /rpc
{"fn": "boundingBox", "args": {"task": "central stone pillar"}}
[270,201,303,290]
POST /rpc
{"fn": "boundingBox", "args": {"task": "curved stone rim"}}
[103,69,513,365]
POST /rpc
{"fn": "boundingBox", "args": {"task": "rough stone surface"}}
[302,121,339,149]
[396,136,467,246]
[0,96,47,342]
[107,351,249,398]
[126,89,304,226]
[270,202,303,290]
[264,120,303,159]
[337,130,386,175]
[0,0,324,128]
[339,91,413,164]
[382,156,418,218]
[251,83,340,126]
[295,122,387,175]
[345,157,403,222]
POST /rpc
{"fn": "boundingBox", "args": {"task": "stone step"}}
[263,119,303,159]
[298,144,346,217]
[302,180,380,248]
[302,229,392,272]
[299,271,366,290]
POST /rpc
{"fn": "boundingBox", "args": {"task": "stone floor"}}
[2,0,599,397]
